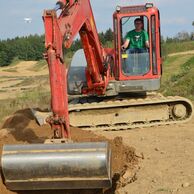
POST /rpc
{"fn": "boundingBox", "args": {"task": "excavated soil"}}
[0,109,138,194]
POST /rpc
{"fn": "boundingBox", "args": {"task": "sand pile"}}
[0,109,138,194]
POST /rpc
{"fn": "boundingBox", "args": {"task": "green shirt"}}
[125,30,149,49]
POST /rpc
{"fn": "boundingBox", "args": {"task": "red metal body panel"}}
[43,11,70,138]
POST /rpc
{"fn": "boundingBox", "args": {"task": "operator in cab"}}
[122,18,149,53]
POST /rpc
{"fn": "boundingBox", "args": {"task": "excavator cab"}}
[68,4,162,96]
[112,4,162,93]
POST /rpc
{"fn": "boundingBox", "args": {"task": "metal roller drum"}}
[1,142,112,190]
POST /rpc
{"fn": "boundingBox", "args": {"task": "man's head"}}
[134,18,143,32]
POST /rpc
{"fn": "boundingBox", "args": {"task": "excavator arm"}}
[43,0,110,139]
[1,0,112,191]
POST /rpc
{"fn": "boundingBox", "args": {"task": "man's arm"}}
[122,39,130,50]
[145,40,149,48]
[144,31,149,48]
[121,32,131,50]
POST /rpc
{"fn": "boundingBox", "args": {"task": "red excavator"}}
[1,0,193,191]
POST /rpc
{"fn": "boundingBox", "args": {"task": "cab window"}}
[121,16,150,76]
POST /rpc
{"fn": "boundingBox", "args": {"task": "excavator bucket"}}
[1,142,111,190]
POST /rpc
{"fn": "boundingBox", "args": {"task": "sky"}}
[0,0,194,40]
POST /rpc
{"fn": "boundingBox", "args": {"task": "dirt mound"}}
[0,109,138,194]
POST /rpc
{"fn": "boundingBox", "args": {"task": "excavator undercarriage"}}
[69,93,193,131]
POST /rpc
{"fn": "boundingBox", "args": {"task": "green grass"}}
[161,55,194,100]
[11,75,49,88]
[9,57,21,67]
[0,89,7,93]
[0,86,50,123]
[18,87,50,104]
[30,60,47,71]
[2,68,18,72]
[155,188,172,193]
[162,41,194,58]
[161,55,192,82]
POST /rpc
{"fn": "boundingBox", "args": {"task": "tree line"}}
[0,26,194,67]
[0,35,45,66]
[164,32,194,43]
[0,28,114,67]
[163,21,194,43]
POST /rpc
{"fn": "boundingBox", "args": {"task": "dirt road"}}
[98,118,194,194]
[0,61,48,100]
[168,50,194,57]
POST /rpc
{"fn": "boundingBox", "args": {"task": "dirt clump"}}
[0,109,138,194]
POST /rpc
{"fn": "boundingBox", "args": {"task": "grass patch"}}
[30,60,47,72]
[10,75,49,88]
[162,41,194,57]
[0,78,22,83]
[161,55,193,82]
[0,89,6,93]
[0,86,50,123]
[155,188,172,193]
[2,68,18,73]
[18,87,50,107]
[161,55,194,100]
[9,57,21,67]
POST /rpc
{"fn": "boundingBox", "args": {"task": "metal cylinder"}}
[1,142,112,190]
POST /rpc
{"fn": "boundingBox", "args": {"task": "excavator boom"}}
[1,0,112,191]
[43,0,110,137]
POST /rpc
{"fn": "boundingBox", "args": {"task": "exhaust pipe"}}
[1,142,111,190]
